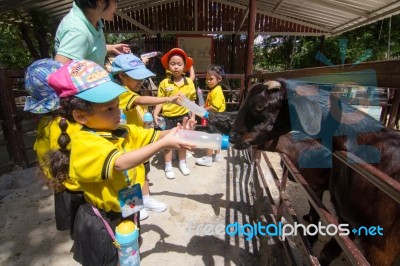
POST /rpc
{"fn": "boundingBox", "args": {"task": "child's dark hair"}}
[44,97,93,191]
[207,65,231,92]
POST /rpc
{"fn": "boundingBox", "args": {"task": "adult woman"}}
[54,0,129,65]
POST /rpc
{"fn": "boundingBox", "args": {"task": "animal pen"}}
[246,59,400,265]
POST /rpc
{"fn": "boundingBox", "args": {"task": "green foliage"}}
[256,14,400,71]
[0,15,33,69]
[0,9,57,70]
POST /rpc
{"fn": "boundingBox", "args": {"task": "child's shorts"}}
[54,189,84,239]
[163,113,191,130]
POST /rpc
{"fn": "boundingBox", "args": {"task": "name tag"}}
[118,183,143,218]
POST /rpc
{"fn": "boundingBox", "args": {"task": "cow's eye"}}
[255,104,265,111]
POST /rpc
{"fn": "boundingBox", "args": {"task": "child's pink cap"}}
[48,60,127,103]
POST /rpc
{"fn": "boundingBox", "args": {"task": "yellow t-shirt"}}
[67,125,160,212]
[34,115,82,179]
[158,76,196,117]
[206,85,226,112]
[119,89,148,127]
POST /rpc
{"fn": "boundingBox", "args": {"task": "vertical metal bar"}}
[245,0,256,91]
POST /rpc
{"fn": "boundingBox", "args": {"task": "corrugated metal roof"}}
[1,0,400,36]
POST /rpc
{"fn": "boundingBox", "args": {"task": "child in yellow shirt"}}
[47,59,194,265]
[110,53,180,220]
[153,48,196,179]
[196,65,228,166]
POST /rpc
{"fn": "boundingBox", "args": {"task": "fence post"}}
[0,68,29,169]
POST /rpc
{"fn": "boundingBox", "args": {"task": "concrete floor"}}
[0,149,260,266]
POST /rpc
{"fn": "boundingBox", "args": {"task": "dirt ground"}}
[0,148,350,266]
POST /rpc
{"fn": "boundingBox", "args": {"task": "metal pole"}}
[387,16,392,60]
[245,0,256,91]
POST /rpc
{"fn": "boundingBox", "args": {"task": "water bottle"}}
[196,87,205,107]
[115,220,140,266]
[176,129,230,150]
[157,117,166,130]
[178,97,209,118]
[120,110,127,125]
[140,51,161,59]
[143,112,154,128]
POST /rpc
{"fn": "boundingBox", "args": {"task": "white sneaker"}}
[186,151,193,159]
[196,156,213,167]
[144,197,167,212]
[139,208,149,221]
[214,154,223,163]
[165,168,175,179]
[179,163,190,175]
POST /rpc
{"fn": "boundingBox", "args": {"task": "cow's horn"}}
[264,80,281,90]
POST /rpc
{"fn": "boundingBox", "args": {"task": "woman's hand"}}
[107,43,131,55]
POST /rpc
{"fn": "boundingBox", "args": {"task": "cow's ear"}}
[291,96,322,135]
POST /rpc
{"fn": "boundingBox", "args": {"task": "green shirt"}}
[54,2,107,66]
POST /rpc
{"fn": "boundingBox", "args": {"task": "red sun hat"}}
[161,48,193,72]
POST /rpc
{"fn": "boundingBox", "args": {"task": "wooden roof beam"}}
[214,0,331,33]
[236,7,249,36]
[333,1,400,35]
[305,0,369,18]
[114,10,155,34]
[120,0,179,13]
[272,0,286,13]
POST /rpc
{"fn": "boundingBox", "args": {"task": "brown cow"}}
[227,80,400,266]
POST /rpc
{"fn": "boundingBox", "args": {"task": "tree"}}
[0,9,57,69]
[255,14,400,71]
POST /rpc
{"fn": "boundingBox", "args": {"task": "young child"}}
[196,65,228,166]
[153,48,196,179]
[111,53,180,219]
[24,58,83,237]
[47,59,194,265]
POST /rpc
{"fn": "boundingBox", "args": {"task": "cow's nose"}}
[229,131,239,143]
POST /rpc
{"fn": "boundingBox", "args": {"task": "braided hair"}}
[44,97,93,191]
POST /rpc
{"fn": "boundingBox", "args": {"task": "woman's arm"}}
[54,54,72,65]
[106,43,131,55]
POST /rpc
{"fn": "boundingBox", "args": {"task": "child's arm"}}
[134,95,180,106]
[153,103,163,126]
[114,127,195,171]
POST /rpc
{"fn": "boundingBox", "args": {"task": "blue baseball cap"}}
[24,59,63,113]
[48,60,127,103]
[111,54,155,80]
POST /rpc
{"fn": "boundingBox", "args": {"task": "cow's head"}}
[229,80,324,149]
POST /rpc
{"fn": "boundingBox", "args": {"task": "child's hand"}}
[162,127,196,150]
[169,95,180,104]
[181,117,197,130]
[153,114,160,125]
